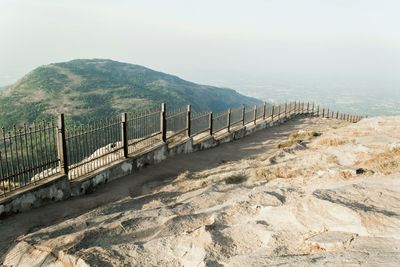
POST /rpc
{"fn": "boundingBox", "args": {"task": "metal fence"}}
[230,107,243,126]
[212,110,229,134]
[127,109,162,154]
[0,121,59,196]
[0,101,363,197]
[244,107,256,125]
[166,106,187,139]
[256,104,265,119]
[66,116,123,180]
[191,112,210,136]
[279,103,287,116]
[265,105,273,119]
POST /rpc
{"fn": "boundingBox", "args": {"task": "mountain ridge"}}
[0,59,261,128]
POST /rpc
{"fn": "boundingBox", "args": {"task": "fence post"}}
[293,101,296,115]
[284,102,288,119]
[121,113,128,158]
[57,114,69,176]
[253,105,257,125]
[307,102,310,114]
[263,102,266,120]
[160,103,166,142]
[271,105,275,121]
[278,105,281,119]
[293,102,295,115]
[227,108,232,132]
[209,112,213,135]
[186,105,191,137]
[242,104,245,126]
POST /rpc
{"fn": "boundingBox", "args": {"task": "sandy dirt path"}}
[0,116,344,259]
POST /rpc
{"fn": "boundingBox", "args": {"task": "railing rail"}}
[0,121,59,196]
[191,111,211,136]
[126,108,162,154]
[244,107,256,125]
[65,116,123,180]
[166,106,187,139]
[230,107,243,126]
[0,101,363,197]
[212,110,229,134]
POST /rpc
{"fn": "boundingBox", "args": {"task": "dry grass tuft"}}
[224,174,247,184]
[351,130,370,137]
[315,137,351,147]
[176,170,198,180]
[326,155,339,165]
[365,147,400,175]
[340,170,354,179]
[254,165,313,181]
[278,130,321,148]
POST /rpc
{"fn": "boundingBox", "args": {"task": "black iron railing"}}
[0,101,363,197]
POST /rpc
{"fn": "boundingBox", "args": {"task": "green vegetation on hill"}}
[0,59,261,129]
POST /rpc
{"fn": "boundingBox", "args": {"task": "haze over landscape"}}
[2,2,400,266]
[1,0,399,116]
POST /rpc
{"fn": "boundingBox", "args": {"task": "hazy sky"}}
[1,0,399,97]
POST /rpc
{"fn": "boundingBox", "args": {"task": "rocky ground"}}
[2,116,400,266]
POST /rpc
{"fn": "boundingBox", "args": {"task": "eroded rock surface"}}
[3,116,400,266]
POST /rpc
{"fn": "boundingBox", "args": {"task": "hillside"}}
[0,59,260,128]
[2,116,399,266]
